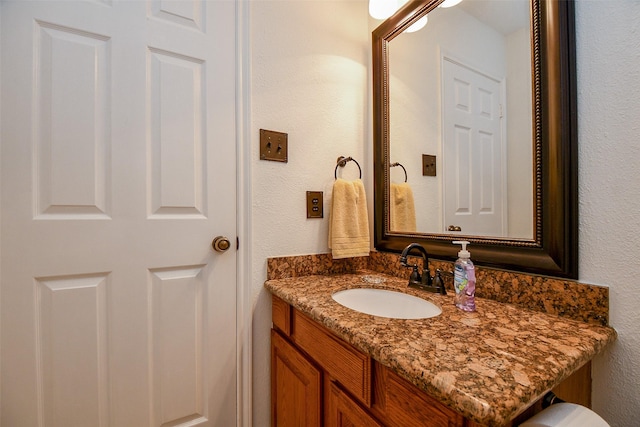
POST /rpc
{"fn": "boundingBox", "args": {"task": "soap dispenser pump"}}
[452,241,476,312]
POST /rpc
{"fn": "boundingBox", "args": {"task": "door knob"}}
[212,236,232,252]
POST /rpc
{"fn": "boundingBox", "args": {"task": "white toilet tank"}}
[519,403,610,427]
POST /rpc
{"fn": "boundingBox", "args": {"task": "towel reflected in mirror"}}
[390,182,416,232]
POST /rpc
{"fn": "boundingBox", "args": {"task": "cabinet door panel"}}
[327,382,383,427]
[373,363,465,427]
[271,330,322,427]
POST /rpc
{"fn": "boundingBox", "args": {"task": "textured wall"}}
[251,0,640,425]
[250,1,370,425]
[577,1,640,425]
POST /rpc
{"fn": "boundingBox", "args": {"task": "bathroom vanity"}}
[271,295,468,426]
[266,269,615,426]
[267,1,597,422]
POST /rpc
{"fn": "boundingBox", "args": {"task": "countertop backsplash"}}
[267,251,609,326]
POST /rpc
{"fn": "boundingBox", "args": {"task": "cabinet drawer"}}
[292,309,372,407]
[272,295,291,335]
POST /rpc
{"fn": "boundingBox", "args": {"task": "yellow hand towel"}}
[328,178,370,259]
[390,182,416,232]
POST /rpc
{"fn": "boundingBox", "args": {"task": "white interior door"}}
[442,57,506,237]
[1,1,238,426]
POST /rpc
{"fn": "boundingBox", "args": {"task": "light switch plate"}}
[260,129,288,162]
[422,154,436,176]
[306,191,323,218]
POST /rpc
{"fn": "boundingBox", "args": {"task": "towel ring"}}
[390,162,408,182]
[335,156,362,180]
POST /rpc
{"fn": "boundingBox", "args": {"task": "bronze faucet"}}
[399,243,446,295]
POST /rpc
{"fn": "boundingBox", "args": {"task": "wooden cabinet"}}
[326,381,383,427]
[270,296,591,427]
[271,296,464,427]
[271,329,322,427]
[370,363,465,427]
[292,309,372,407]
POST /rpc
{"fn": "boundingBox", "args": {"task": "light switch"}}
[260,129,288,162]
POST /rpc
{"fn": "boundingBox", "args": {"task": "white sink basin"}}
[332,288,441,319]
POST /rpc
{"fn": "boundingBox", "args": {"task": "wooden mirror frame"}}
[373,0,578,278]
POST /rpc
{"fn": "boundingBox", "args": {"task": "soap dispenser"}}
[453,241,476,312]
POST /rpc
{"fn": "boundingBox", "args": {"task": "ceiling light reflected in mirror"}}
[369,0,464,32]
[440,0,464,8]
[369,0,402,19]
[405,15,428,32]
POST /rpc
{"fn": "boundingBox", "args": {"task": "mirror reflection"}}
[388,0,533,239]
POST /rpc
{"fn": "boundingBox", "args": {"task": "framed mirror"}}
[373,0,578,278]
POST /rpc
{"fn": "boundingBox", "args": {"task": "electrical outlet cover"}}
[306,191,323,218]
[422,154,436,176]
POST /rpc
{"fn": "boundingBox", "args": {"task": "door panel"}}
[149,265,207,426]
[1,1,237,426]
[148,47,207,218]
[34,21,111,219]
[36,273,111,427]
[442,57,506,236]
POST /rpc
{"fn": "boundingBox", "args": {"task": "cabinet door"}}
[372,363,466,427]
[327,382,384,427]
[271,330,322,427]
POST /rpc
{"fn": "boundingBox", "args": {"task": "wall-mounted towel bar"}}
[390,162,408,182]
[335,156,362,180]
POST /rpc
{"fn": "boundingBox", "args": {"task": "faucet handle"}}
[433,269,447,295]
[409,265,421,284]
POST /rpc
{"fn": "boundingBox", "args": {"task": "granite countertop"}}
[265,271,616,426]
